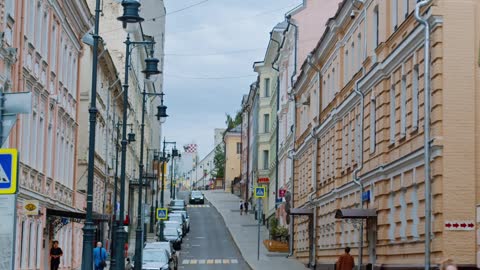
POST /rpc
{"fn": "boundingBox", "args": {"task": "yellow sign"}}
[156,208,168,220]
[24,200,39,215]
[0,148,18,195]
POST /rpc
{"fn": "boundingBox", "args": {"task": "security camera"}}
[350,10,356,19]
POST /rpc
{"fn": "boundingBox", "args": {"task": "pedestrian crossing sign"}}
[0,149,18,195]
[254,186,266,198]
[156,208,168,220]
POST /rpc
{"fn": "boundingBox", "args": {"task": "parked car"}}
[163,227,182,250]
[144,242,178,270]
[168,213,187,235]
[168,199,186,211]
[189,191,205,204]
[141,248,173,270]
[171,210,190,233]
[163,220,184,239]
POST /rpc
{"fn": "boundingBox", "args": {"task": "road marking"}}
[195,236,205,239]
[181,259,240,265]
[187,205,210,208]
[191,244,201,247]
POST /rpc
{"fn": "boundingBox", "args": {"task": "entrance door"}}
[366,218,377,267]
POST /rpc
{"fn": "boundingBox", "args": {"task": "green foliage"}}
[269,217,289,242]
[225,111,242,131]
[212,144,225,179]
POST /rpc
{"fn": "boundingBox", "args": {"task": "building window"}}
[264,78,270,97]
[403,0,409,19]
[373,6,379,48]
[236,142,241,154]
[390,78,396,144]
[51,25,57,71]
[370,92,376,153]
[263,114,270,133]
[42,11,49,56]
[351,42,355,74]
[400,67,407,137]
[412,62,419,131]
[28,0,35,41]
[263,150,269,170]
[342,118,348,168]
[391,0,398,32]
[6,0,14,18]
[35,3,42,49]
[357,33,363,68]
[344,49,349,84]
[332,68,336,95]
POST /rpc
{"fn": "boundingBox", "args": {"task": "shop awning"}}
[47,208,110,221]
[289,208,314,216]
[335,208,377,219]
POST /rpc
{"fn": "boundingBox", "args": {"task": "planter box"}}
[263,239,289,252]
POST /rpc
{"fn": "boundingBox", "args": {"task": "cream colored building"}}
[291,0,480,269]
[224,126,242,191]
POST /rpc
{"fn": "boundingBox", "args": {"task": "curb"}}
[204,193,256,270]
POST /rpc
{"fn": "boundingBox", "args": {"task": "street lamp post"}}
[170,147,180,199]
[81,0,101,268]
[109,118,122,269]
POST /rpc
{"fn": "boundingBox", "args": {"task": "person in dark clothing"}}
[244,201,249,214]
[50,240,63,270]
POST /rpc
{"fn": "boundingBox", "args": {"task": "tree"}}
[212,144,225,179]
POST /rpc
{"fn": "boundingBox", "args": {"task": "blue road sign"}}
[156,208,168,220]
[254,186,266,198]
[0,149,18,195]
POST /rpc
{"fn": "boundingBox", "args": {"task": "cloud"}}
[162,0,301,157]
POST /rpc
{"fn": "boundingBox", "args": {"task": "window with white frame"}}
[391,0,398,32]
[351,42,355,74]
[263,150,269,170]
[47,121,53,177]
[31,94,38,167]
[357,33,362,69]
[28,0,35,41]
[264,78,270,97]
[332,68,336,96]
[390,77,396,144]
[42,11,49,57]
[412,54,419,130]
[400,65,407,137]
[51,24,57,71]
[35,3,42,49]
[370,92,376,153]
[38,110,45,170]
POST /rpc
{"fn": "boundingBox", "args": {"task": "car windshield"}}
[145,243,170,251]
[164,228,178,236]
[143,250,168,263]
[171,200,184,206]
[172,211,187,218]
[192,191,202,196]
[169,216,183,223]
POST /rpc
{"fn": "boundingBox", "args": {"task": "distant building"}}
[224,125,242,192]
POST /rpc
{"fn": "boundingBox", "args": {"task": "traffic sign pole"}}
[257,197,261,260]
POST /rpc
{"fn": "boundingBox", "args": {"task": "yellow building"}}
[291,0,480,269]
[224,126,242,192]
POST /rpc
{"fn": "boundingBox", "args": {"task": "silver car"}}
[144,242,178,270]
[171,210,190,233]
[141,249,173,270]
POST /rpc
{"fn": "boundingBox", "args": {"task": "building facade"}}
[5,0,91,269]
[224,125,241,192]
[291,0,480,268]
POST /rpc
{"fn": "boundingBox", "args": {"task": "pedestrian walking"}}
[125,257,133,270]
[335,247,354,270]
[50,240,63,270]
[440,259,458,270]
[93,242,108,270]
[244,200,249,215]
[239,200,244,215]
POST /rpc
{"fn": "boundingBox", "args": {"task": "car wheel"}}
[201,200,204,204]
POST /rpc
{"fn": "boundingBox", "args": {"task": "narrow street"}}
[176,191,251,270]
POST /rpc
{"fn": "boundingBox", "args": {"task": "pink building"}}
[1,0,91,269]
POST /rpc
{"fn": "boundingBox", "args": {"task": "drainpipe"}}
[414,1,432,269]
[307,53,320,268]
[270,32,281,209]
[286,14,298,258]
[352,67,365,270]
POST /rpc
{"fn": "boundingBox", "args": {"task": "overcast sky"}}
[162,0,302,158]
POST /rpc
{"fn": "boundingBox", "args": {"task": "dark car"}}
[141,248,174,270]
[163,227,182,250]
[168,199,186,211]
[189,191,205,204]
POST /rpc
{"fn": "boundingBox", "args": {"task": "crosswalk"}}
[182,259,239,265]
[187,204,210,208]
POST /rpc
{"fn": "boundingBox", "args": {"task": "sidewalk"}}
[204,190,306,270]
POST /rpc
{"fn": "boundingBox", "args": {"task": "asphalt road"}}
[176,191,251,270]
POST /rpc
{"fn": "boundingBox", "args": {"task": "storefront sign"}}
[24,200,39,215]
[258,177,269,184]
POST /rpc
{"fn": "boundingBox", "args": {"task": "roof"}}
[228,124,242,133]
